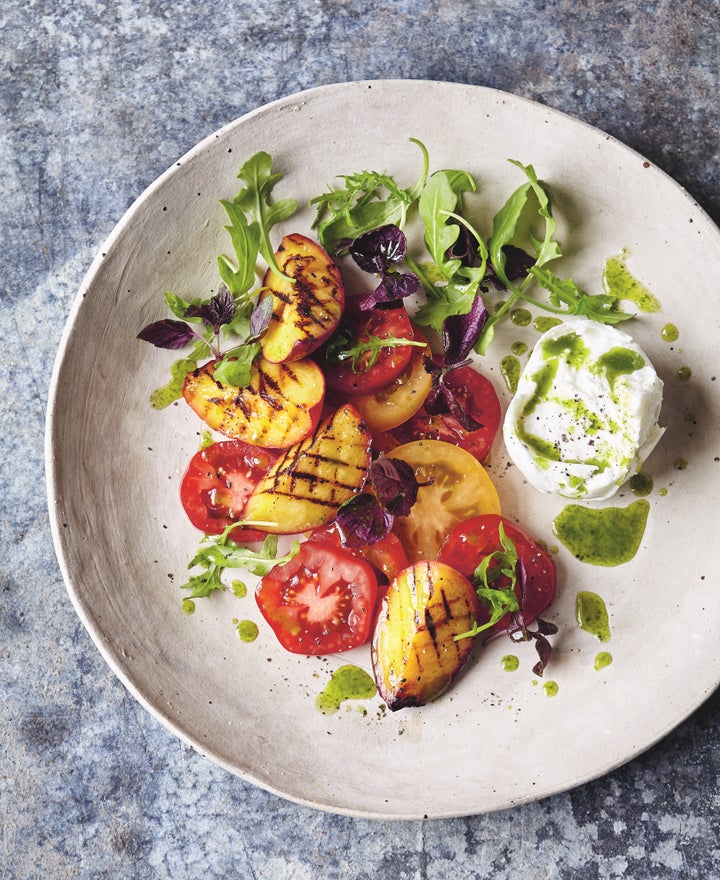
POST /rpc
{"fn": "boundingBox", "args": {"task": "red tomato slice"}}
[437,514,556,640]
[255,540,378,655]
[180,440,277,541]
[310,522,409,584]
[389,360,501,462]
[323,301,420,396]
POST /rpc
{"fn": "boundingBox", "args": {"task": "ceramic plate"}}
[46,80,720,819]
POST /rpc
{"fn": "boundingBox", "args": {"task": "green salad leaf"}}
[310,138,429,253]
[182,530,300,599]
[231,151,298,280]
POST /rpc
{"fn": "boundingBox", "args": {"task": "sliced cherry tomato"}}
[388,359,501,462]
[349,326,433,433]
[255,540,378,655]
[180,440,277,540]
[323,301,419,396]
[386,439,501,562]
[437,514,556,640]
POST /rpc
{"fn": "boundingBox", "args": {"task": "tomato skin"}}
[255,540,378,655]
[180,440,278,541]
[437,514,556,640]
[323,302,418,397]
[389,360,501,462]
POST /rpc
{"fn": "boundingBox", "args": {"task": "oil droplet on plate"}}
[576,591,611,642]
[661,323,679,343]
[316,665,377,715]
[232,618,259,642]
[543,680,559,697]
[501,654,519,671]
[629,471,653,496]
[500,355,521,393]
[511,308,532,326]
[594,651,613,671]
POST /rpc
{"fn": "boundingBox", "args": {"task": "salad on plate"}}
[138,141,664,712]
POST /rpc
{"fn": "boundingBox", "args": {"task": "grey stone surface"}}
[2,0,719,877]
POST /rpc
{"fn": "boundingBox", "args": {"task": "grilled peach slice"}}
[182,356,324,449]
[243,403,372,533]
[371,561,480,710]
[261,233,344,363]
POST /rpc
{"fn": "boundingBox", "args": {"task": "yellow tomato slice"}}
[349,328,432,433]
[386,439,501,562]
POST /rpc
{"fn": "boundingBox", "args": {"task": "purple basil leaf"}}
[446,221,476,267]
[442,294,489,365]
[184,287,235,333]
[531,633,553,676]
[137,319,196,350]
[487,245,535,289]
[369,456,421,517]
[349,225,408,273]
[534,617,559,637]
[335,493,393,547]
[358,271,420,310]
[422,363,482,432]
[249,296,273,339]
[503,245,535,281]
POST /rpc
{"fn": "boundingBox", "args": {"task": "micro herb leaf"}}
[506,556,559,675]
[310,138,430,254]
[369,455,423,517]
[212,341,260,387]
[184,287,235,333]
[348,224,408,272]
[324,329,425,372]
[441,290,489,365]
[137,318,200,350]
[248,295,274,339]
[358,270,421,310]
[232,151,298,280]
[335,493,394,547]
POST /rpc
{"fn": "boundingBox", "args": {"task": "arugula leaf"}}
[181,531,300,599]
[217,199,262,300]
[418,170,476,281]
[488,161,562,288]
[529,266,633,324]
[324,327,425,372]
[475,160,565,354]
[231,152,298,279]
[310,138,430,254]
[454,523,521,640]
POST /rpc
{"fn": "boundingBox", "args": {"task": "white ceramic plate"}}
[46,81,720,819]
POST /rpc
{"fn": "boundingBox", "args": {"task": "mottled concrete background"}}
[3,1,719,877]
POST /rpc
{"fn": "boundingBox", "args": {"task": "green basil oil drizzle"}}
[602,251,661,313]
[316,665,377,715]
[576,591,611,642]
[553,499,650,566]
